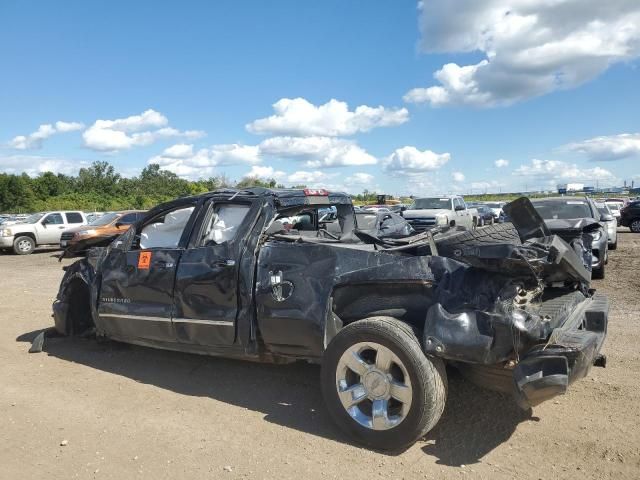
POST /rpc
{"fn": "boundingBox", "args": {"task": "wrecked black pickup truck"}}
[51,188,608,450]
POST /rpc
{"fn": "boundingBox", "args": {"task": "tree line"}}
[0,161,385,213]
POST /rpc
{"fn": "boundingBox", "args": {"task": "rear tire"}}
[610,240,617,250]
[630,219,640,233]
[321,317,447,450]
[13,236,35,255]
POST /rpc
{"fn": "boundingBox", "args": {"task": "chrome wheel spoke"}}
[371,399,390,430]
[335,341,413,431]
[374,347,393,372]
[389,380,412,404]
[344,350,370,376]
[337,382,367,409]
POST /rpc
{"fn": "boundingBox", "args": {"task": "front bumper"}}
[513,293,608,408]
[0,236,14,248]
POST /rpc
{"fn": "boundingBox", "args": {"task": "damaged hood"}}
[58,232,121,260]
[544,218,601,233]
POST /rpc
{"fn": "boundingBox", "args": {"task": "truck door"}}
[172,200,257,346]
[96,203,198,342]
[454,198,469,226]
[38,212,66,244]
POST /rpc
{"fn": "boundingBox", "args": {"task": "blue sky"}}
[1,0,639,195]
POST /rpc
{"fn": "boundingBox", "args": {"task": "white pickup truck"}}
[402,195,478,232]
[0,211,87,254]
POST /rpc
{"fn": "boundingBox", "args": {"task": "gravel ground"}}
[1,231,639,480]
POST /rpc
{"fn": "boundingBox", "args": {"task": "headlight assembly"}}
[0,228,13,237]
[591,230,602,242]
[436,215,449,226]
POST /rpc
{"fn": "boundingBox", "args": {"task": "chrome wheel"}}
[335,342,412,431]
[17,239,32,252]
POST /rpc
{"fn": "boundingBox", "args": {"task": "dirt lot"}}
[1,231,639,480]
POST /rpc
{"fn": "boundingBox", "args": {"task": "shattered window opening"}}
[139,206,195,250]
[201,204,250,246]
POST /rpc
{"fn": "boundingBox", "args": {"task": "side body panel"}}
[97,248,182,341]
[255,242,439,358]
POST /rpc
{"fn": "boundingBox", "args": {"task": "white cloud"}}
[514,158,617,184]
[247,98,409,137]
[8,121,84,150]
[452,171,466,182]
[83,109,205,152]
[564,132,640,161]
[54,121,84,133]
[494,158,509,168]
[383,146,450,174]
[346,172,375,185]
[244,165,286,180]
[405,1,640,107]
[287,170,336,184]
[259,136,377,168]
[162,143,194,159]
[150,144,261,179]
[0,155,85,176]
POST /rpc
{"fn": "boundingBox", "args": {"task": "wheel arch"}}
[53,259,98,336]
[330,281,434,335]
[13,232,37,242]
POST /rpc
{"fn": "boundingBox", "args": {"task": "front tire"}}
[593,262,605,279]
[13,236,35,255]
[321,317,447,450]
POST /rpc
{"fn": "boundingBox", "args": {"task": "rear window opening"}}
[266,204,354,241]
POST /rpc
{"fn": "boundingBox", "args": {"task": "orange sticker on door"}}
[138,251,152,269]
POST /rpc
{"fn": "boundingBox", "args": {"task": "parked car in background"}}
[60,210,147,253]
[361,205,391,213]
[85,212,107,224]
[484,202,506,222]
[471,205,496,226]
[620,200,640,233]
[389,204,410,213]
[0,211,87,254]
[605,200,624,225]
[402,195,477,232]
[530,197,610,279]
[354,210,414,239]
[595,202,618,250]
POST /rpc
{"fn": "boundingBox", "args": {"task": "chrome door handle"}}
[215,259,236,267]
